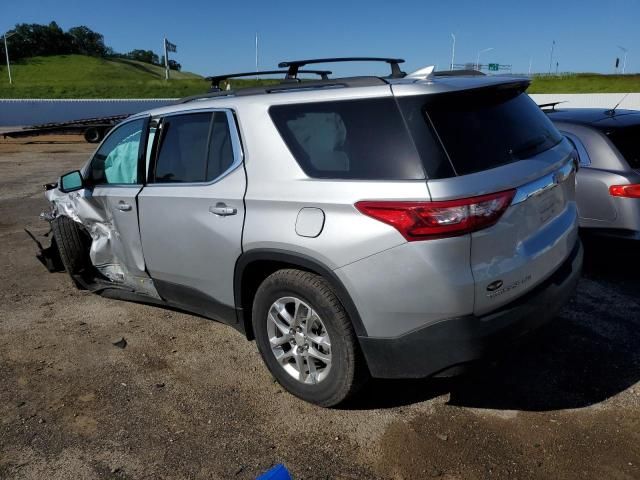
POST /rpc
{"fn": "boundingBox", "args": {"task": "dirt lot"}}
[0,135,639,480]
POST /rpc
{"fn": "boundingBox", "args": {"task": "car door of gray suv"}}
[137,109,245,324]
[79,116,157,296]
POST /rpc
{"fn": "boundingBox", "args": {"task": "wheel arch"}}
[234,249,367,340]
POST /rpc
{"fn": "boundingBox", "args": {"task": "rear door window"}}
[398,86,563,177]
[153,112,235,183]
[269,97,427,180]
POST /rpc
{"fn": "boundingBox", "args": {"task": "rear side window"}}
[601,126,640,169]
[153,112,235,183]
[269,97,426,180]
[398,87,563,177]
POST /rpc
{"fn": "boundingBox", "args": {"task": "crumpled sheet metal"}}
[45,188,160,299]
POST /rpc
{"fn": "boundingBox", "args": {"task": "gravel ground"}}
[0,135,639,480]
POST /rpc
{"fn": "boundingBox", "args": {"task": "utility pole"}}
[3,31,15,85]
[164,37,169,80]
[450,33,456,70]
[548,40,555,75]
[255,32,259,78]
[528,57,533,75]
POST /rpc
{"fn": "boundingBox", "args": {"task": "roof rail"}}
[278,57,406,79]
[206,69,332,91]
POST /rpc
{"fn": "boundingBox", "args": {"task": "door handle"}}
[117,202,132,212]
[209,203,237,216]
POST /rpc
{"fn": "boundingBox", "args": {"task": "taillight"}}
[609,184,640,198]
[355,189,516,241]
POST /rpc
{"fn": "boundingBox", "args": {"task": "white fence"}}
[528,93,640,110]
[0,94,638,127]
[0,98,175,126]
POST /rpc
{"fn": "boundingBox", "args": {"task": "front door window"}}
[87,119,145,185]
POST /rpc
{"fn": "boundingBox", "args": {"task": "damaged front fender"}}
[39,185,160,299]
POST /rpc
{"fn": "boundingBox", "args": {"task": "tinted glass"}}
[154,113,211,183]
[601,126,640,169]
[88,119,144,185]
[399,87,563,177]
[269,97,425,180]
[206,112,235,181]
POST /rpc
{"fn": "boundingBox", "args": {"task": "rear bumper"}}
[359,239,583,379]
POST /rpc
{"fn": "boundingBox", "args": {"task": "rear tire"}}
[252,269,369,407]
[83,127,103,144]
[51,216,90,276]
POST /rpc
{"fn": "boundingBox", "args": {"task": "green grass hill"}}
[0,54,209,98]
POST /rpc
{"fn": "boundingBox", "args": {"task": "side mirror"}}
[59,170,85,193]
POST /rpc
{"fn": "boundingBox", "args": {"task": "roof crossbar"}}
[206,69,332,91]
[278,57,406,79]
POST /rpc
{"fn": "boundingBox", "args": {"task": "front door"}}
[137,110,246,324]
[81,116,156,295]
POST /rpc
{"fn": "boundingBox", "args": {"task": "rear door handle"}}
[209,203,237,216]
[117,202,132,212]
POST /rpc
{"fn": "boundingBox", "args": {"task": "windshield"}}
[398,87,563,177]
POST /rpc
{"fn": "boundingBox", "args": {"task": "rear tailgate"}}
[470,151,578,314]
[396,80,579,315]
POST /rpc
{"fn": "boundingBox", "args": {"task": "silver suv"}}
[38,58,583,406]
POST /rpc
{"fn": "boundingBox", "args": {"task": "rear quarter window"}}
[269,97,427,180]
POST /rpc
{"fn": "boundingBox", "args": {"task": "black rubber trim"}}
[359,240,583,379]
[154,279,239,327]
[234,249,368,337]
[86,282,245,335]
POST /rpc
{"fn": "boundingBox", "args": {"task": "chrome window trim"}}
[561,131,591,167]
[512,159,575,205]
[146,109,244,187]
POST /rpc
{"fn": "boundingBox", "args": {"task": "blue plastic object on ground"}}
[256,464,292,480]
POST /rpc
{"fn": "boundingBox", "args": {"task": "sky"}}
[2,0,639,76]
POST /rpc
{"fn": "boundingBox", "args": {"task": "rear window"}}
[269,97,426,180]
[398,86,563,177]
[600,126,640,169]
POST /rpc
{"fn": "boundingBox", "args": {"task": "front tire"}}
[252,269,369,407]
[51,216,91,276]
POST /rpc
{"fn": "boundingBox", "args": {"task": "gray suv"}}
[37,58,583,406]
[543,105,640,240]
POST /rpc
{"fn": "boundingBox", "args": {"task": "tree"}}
[68,26,107,57]
[126,49,160,65]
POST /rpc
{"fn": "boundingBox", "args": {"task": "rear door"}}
[81,116,156,294]
[137,110,245,323]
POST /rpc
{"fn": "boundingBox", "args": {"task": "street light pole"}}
[476,47,493,71]
[548,40,555,75]
[450,33,456,70]
[3,31,15,85]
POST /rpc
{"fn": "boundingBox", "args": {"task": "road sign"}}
[488,63,499,72]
